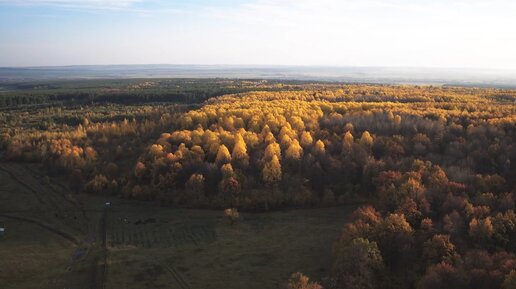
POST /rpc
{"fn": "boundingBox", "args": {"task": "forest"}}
[2,79,516,289]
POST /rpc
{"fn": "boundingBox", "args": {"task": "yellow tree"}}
[289,116,305,131]
[264,142,281,161]
[342,131,354,153]
[300,131,313,148]
[149,144,164,158]
[215,144,231,166]
[243,131,260,150]
[263,155,282,183]
[221,163,235,179]
[286,272,323,289]
[313,139,326,155]
[202,130,219,147]
[264,131,276,145]
[278,124,290,138]
[360,131,374,148]
[286,139,303,161]
[280,134,293,149]
[190,145,205,161]
[261,124,272,136]
[468,217,494,243]
[387,111,395,121]
[394,115,402,126]
[231,134,249,167]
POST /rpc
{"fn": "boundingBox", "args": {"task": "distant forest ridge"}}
[1,65,516,88]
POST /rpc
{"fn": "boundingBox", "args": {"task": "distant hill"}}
[1,64,516,88]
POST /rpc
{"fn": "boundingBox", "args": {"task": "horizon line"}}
[2,64,516,72]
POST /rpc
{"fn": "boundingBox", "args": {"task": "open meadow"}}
[0,162,353,289]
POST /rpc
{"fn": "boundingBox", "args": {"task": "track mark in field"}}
[163,262,191,289]
[0,164,45,204]
[13,163,87,220]
[21,164,85,212]
[0,213,80,245]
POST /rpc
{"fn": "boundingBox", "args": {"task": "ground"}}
[0,162,353,289]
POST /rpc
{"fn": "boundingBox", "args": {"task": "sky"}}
[0,0,516,69]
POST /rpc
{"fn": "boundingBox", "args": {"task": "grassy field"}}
[0,163,85,289]
[0,162,354,289]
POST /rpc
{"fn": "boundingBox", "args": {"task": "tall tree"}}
[215,144,231,166]
[263,155,282,183]
[232,133,249,168]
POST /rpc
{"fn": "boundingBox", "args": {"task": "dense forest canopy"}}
[0,78,329,108]
[2,79,516,289]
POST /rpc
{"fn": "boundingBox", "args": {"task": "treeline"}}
[0,78,310,108]
[0,87,221,108]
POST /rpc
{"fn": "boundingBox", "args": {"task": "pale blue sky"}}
[1,0,515,69]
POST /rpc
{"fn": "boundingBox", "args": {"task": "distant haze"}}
[2,65,516,88]
[1,0,516,70]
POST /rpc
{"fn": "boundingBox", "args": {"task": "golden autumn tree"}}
[387,111,395,121]
[286,139,303,161]
[313,139,326,155]
[231,133,249,168]
[394,115,402,125]
[342,131,354,153]
[202,130,219,148]
[360,131,374,148]
[221,163,235,179]
[261,124,272,136]
[215,144,231,166]
[149,144,165,158]
[84,146,97,162]
[468,217,494,243]
[264,142,282,161]
[264,131,276,145]
[190,145,205,161]
[280,134,293,150]
[300,131,313,148]
[243,131,260,150]
[285,272,323,289]
[263,155,282,183]
[278,124,293,139]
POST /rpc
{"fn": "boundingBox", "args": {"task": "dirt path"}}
[0,213,80,245]
[90,205,108,289]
